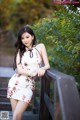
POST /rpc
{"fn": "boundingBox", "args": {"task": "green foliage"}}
[32,10,80,88]
[0,0,53,31]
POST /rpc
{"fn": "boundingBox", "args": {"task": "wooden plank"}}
[44,93,54,120]
[39,76,50,120]
[57,76,80,120]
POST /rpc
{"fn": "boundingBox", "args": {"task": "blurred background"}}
[0,0,80,109]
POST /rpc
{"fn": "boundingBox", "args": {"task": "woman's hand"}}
[27,70,38,77]
[30,71,38,77]
[37,68,46,77]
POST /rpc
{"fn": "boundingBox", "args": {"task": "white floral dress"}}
[7,47,42,103]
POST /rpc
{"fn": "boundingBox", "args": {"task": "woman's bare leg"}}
[13,101,29,120]
[10,98,18,113]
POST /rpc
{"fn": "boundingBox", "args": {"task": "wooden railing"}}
[39,68,80,120]
[0,67,80,120]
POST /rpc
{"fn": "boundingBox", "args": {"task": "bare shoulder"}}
[36,43,46,56]
[36,43,45,49]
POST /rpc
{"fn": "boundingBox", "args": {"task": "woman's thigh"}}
[10,98,18,112]
[14,101,29,115]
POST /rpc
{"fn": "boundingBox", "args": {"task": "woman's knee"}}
[13,112,22,120]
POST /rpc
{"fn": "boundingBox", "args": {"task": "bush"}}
[32,10,80,89]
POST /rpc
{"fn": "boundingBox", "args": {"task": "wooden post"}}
[39,75,50,120]
[54,80,62,120]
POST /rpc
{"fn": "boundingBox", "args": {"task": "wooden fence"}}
[39,68,80,120]
[0,67,80,120]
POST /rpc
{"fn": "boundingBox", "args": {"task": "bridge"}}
[0,67,80,120]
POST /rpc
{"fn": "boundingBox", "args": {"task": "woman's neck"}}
[25,45,35,50]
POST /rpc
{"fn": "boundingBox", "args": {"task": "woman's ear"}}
[32,35,34,40]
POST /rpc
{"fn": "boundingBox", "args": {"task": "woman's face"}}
[21,32,34,48]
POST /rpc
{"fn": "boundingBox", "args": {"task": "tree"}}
[0,0,54,31]
[32,8,80,89]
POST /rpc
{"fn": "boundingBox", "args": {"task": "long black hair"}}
[13,25,36,69]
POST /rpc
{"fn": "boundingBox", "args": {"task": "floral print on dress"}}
[12,86,16,92]
[26,100,30,104]
[7,47,42,102]
[7,88,13,97]
[15,80,19,85]
[22,95,26,101]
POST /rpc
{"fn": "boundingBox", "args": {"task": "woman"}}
[7,25,50,120]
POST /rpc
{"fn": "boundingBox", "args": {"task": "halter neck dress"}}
[7,46,42,103]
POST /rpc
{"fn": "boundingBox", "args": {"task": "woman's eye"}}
[26,36,29,38]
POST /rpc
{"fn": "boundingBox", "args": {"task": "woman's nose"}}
[24,38,27,42]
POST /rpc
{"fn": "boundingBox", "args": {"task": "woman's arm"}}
[37,43,50,76]
[16,50,37,77]
[40,43,50,70]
